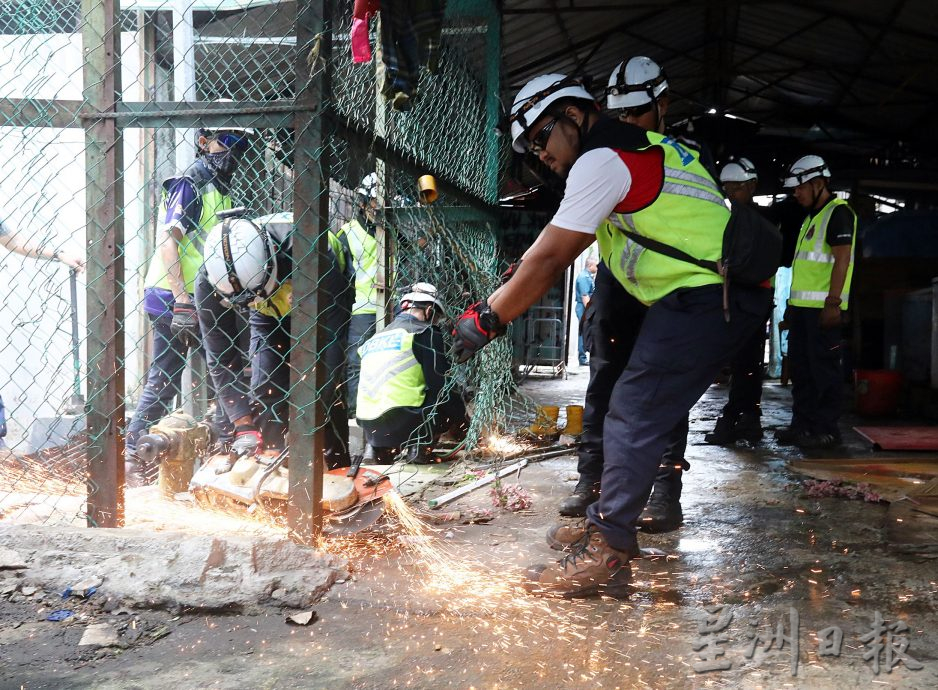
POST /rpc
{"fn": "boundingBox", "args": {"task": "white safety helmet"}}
[606,56,668,110]
[199,99,256,138]
[719,157,758,183]
[356,172,378,200]
[203,216,278,305]
[400,282,443,309]
[783,154,831,188]
[509,73,595,153]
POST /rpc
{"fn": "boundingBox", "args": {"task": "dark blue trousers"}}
[345,313,376,417]
[587,284,773,552]
[786,306,843,436]
[578,262,689,485]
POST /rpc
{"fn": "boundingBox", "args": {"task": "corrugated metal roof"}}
[502,0,938,195]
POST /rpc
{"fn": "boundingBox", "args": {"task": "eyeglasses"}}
[215,132,250,154]
[528,117,559,154]
[615,102,654,121]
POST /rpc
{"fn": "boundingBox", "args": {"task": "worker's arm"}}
[158,178,202,304]
[0,227,84,269]
[158,223,190,303]
[488,225,595,324]
[819,244,852,329]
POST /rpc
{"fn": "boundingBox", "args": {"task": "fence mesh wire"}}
[0,0,544,531]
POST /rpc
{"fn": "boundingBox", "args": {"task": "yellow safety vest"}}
[594,132,727,305]
[356,327,426,420]
[253,231,349,318]
[789,197,856,310]
[145,166,232,294]
[335,217,378,316]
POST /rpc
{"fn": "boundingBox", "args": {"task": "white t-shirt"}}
[550,149,633,234]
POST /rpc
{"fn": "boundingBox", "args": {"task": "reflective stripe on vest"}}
[356,328,425,420]
[336,218,378,316]
[789,197,856,309]
[145,181,231,294]
[596,132,727,305]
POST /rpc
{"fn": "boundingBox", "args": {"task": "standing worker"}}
[776,156,856,449]
[338,174,380,418]
[357,283,466,464]
[573,256,597,366]
[705,158,771,445]
[197,211,354,466]
[125,125,252,482]
[558,56,696,533]
[453,73,772,597]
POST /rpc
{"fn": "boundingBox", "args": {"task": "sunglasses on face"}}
[215,132,250,154]
[528,116,559,154]
[615,102,654,120]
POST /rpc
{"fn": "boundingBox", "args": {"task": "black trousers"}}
[577,262,688,486]
[786,306,844,436]
[723,310,770,417]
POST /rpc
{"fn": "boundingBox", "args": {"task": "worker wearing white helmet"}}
[336,173,381,418]
[357,282,466,465]
[453,72,772,598]
[127,120,255,484]
[606,56,669,133]
[776,155,856,449]
[706,157,776,446]
[196,210,355,467]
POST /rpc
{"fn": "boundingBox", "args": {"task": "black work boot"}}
[558,479,600,517]
[637,463,685,533]
[733,412,763,445]
[704,413,739,445]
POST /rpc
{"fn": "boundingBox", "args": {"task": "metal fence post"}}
[82,0,125,527]
[288,0,331,544]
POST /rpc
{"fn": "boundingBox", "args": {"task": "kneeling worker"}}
[356,283,466,464]
[197,210,354,467]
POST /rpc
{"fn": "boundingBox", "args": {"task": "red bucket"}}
[854,369,903,417]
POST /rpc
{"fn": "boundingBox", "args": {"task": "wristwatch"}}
[478,302,507,337]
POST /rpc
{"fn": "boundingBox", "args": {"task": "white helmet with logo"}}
[509,73,595,153]
[203,215,278,305]
[783,155,831,188]
[606,56,669,110]
[400,282,443,309]
[719,157,758,183]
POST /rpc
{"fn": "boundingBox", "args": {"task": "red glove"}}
[452,301,506,364]
[232,425,262,457]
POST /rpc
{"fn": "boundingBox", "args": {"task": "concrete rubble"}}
[0,525,347,612]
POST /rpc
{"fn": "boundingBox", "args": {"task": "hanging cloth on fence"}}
[351,0,380,63]
[378,0,446,110]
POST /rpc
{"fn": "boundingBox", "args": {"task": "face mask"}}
[202,150,240,185]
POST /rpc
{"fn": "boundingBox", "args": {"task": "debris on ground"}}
[490,483,533,511]
[285,610,318,626]
[78,623,119,648]
[801,479,884,502]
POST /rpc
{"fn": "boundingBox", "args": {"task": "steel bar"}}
[427,460,529,509]
[287,0,330,545]
[82,0,125,527]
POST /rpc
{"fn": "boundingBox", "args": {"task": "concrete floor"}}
[2,370,938,689]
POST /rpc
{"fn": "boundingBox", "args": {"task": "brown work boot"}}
[524,525,633,598]
[546,521,587,551]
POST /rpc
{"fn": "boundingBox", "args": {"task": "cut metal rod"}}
[427,459,528,509]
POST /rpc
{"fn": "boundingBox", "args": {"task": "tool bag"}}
[620,202,781,319]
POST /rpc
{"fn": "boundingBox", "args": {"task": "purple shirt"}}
[143,178,203,317]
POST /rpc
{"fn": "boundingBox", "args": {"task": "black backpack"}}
[619,202,782,319]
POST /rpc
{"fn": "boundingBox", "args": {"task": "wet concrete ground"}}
[2,370,937,689]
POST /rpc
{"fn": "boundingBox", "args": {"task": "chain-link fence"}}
[0,0,534,539]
